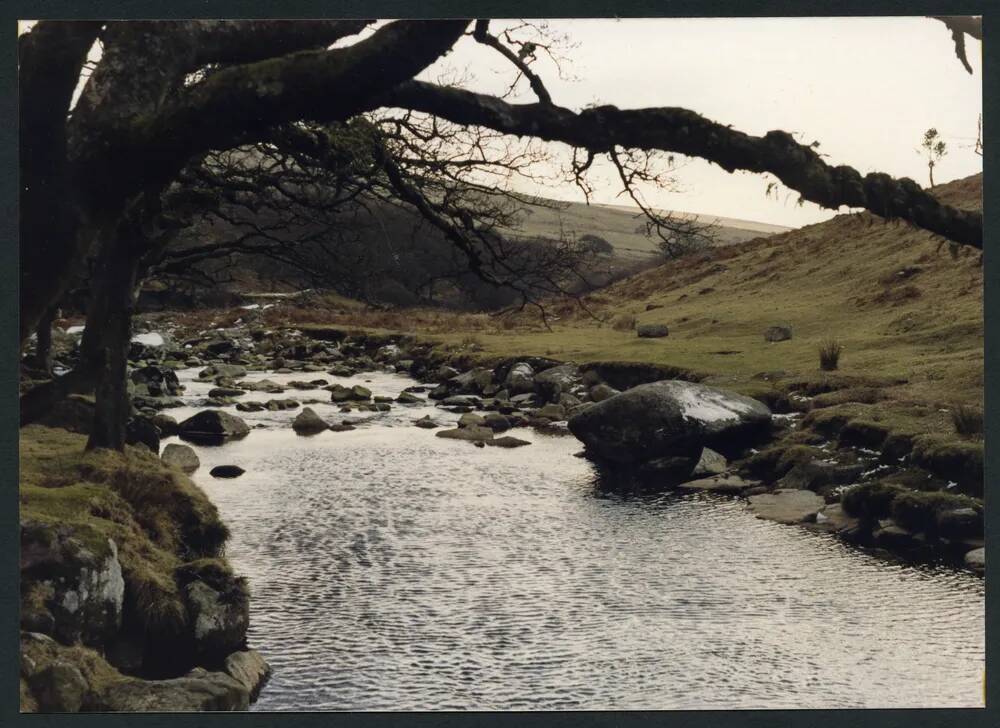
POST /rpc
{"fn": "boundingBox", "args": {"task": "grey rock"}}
[568,380,771,464]
[19,525,124,648]
[485,436,532,448]
[748,488,825,524]
[936,507,983,540]
[436,425,494,442]
[161,443,200,473]
[764,325,793,342]
[678,474,755,494]
[964,547,985,572]
[505,362,535,395]
[184,579,249,661]
[637,324,669,338]
[178,410,250,445]
[458,413,487,428]
[224,650,271,702]
[292,407,329,435]
[150,413,179,437]
[100,668,249,712]
[199,364,246,380]
[691,447,727,477]
[210,465,245,478]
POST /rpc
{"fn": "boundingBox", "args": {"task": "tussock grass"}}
[818,340,842,371]
[611,313,637,331]
[951,403,984,439]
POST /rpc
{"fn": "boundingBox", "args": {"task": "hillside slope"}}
[506,197,791,259]
[268,174,982,467]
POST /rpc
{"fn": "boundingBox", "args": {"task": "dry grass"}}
[951,403,984,439]
[611,313,637,331]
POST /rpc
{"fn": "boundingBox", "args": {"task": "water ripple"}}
[164,368,984,710]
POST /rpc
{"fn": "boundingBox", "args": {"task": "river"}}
[160,367,985,710]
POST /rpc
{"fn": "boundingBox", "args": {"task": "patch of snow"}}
[946,481,958,490]
[131,332,164,347]
[66,325,85,335]
[240,304,261,310]
[861,464,890,478]
[675,387,755,423]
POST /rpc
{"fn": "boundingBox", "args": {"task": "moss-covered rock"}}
[889,490,982,538]
[840,482,908,521]
[910,435,984,494]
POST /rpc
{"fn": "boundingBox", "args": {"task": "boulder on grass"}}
[637,324,669,338]
[764,325,793,342]
[161,443,200,473]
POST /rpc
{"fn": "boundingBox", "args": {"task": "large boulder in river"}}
[534,363,580,403]
[178,410,250,445]
[130,365,181,397]
[567,380,771,464]
[198,363,246,380]
[504,362,535,395]
[292,407,329,435]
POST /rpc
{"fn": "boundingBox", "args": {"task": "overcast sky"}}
[418,17,983,228]
[22,17,982,229]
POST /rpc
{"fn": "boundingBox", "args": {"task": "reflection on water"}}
[163,368,984,710]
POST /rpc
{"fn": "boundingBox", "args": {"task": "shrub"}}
[459,335,483,351]
[611,313,637,331]
[951,404,984,438]
[818,340,842,371]
[578,234,615,255]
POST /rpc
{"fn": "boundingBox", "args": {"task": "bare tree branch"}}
[382,80,982,248]
[931,15,982,73]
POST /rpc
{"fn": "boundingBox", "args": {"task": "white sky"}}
[419,17,983,227]
[21,17,982,228]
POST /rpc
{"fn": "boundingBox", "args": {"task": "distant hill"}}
[154,188,791,310]
[505,197,791,260]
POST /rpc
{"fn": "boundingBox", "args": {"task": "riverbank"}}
[19,309,983,712]
[19,425,270,711]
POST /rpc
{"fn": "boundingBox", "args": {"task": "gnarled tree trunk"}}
[85,237,141,451]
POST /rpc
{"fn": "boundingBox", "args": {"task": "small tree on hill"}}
[919,128,948,187]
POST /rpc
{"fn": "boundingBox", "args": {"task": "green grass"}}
[19,425,230,639]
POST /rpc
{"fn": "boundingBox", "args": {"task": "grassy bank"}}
[19,425,246,710]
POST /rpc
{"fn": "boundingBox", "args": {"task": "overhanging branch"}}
[382,81,982,248]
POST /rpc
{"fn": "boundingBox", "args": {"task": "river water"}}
[161,367,985,710]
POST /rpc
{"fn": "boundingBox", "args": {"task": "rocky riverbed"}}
[22,315,986,711]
